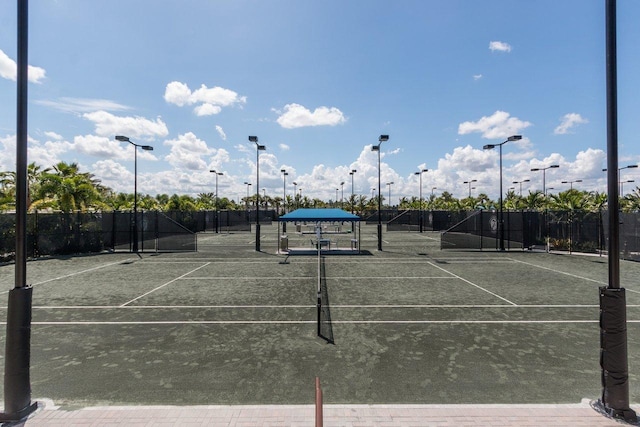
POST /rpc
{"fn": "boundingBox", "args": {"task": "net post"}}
[316,292,321,338]
[315,376,323,427]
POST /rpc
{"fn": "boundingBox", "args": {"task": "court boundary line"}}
[25,303,636,309]
[10,319,640,325]
[507,257,640,294]
[0,257,138,294]
[179,276,456,280]
[427,261,518,306]
[119,262,211,307]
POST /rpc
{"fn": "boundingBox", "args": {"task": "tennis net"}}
[316,242,334,344]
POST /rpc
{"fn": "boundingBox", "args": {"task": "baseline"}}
[11,319,639,325]
[0,257,138,294]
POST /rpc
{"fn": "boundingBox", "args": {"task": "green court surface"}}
[1,223,640,408]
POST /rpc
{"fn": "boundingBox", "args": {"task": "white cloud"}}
[554,113,588,135]
[208,148,231,172]
[164,81,246,115]
[163,81,192,106]
[73,134,135,160]
[279,143,290,151]
[0,49,46,83]
[276,103,347,129]
[473,74,483,81]
[36,98,130,114]
[82,111,169,140]
[489,41,512,52]
[0,134,71,172]
[215,125,227,141]
[91,159,133,192]
[194,103,222,116]
[44,131,63,140]
[458,110,532,139]
[163,132,214,170]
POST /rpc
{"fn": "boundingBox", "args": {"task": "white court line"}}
[0,258,138,294]
[179,276,454,280]
[15,303,640,309]
[427,261,518,306]
[29,305,316,309]
[182,276,316,280]
[508,257,608,284]
[10,319,640,325]
[119,262,211,307]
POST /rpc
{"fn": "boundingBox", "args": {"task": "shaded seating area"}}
[277,208,361,254]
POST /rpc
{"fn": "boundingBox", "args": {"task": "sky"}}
[1,0,640,205]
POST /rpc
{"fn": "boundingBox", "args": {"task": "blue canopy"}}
[278,208,360,222]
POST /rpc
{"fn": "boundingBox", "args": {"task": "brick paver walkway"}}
[4,399,637,426]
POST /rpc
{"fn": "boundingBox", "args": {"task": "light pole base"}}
[0,401,38,422]
[2,287,37,422]
[377,223,382,251]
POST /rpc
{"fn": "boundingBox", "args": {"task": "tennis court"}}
[1,223,640,408]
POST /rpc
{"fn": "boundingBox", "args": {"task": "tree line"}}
[1,161,640,214]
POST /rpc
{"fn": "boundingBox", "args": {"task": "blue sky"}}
[1,1,640,204]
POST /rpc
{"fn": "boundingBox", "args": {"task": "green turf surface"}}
[1,224,640,408]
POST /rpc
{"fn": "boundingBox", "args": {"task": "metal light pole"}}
[561,179,582,190]
[281,169,288,233]
[340,181,345,209]
[512,179,530,196]
[603,165,638,194]
[349,169,357,213]
[463,179,477,198]
[372,135,389,251]
[210,170,223,233]
[335,188,339,208]
[620,180,634,196]
[531,164,559,195]
[243,182,251,222]
[0,1,38,421]
[531,165,559,254]
[415,169,428,232]
[293,182,298,209]
[483,134,522,251]
[116,136,153,252]
[249,136,265,251]
[281,169,288,214]
[599,1,636,420]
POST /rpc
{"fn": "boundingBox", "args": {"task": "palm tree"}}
[523,190,544,211]
[0,162,52,212]
[196,193,216,210]
[622,187,640,212]
[503,190,521,210]
[103,192,133,211]
[37,162,102,212]
[164,194,197,211]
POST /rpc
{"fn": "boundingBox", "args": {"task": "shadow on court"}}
[0,224,639,408]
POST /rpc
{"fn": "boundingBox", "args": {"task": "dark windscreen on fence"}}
[440,210,540,250]
[155,212,197,252]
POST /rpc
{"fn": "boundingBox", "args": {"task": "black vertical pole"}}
[255,146,261,251]
[598,0,637,422]
[498,144,505,250]
[377,149,382,251]
[1,0,38,421]
[132,146,139,252]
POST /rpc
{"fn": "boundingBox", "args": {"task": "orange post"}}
[315,376,323,427]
